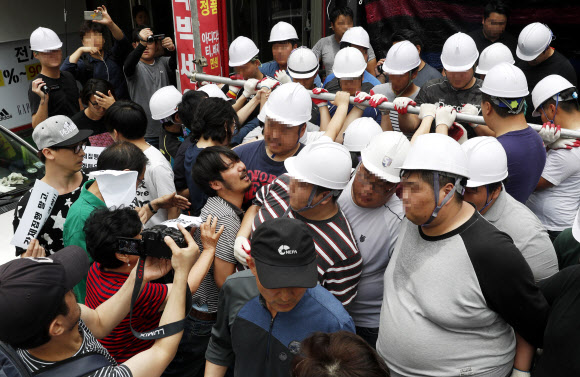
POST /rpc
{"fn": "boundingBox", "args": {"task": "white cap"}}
[258,83,311,126]
[382,40,421,75]
[30,27,62,52]
[480,62,529,98]
[340,26,371,49]
[269,21,299,42]
[516,23,553,61]
[399,133,469,179]
[150,86,182,120]
[229,36,259,67]
[287,47,319,79]
[461,137,508,187]
[343,118,383,152]
[573,207,580,243]
[198,84,228,101]
[33,115,92,150]
[440,32,479,72]
[475,43,515,75]
[285,142,352,190]
[531,75,576,117]
[333,47,366,78]
[361,131,410,183]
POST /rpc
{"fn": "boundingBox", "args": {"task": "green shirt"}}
[553,228,580,270]
[63,180,106,303]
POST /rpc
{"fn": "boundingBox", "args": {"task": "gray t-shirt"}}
[485,188,559,282]
[372,83,420,134]
[312,35,376,76]
[382,62,442,89]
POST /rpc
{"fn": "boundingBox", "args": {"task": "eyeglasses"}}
[63,141,88,154]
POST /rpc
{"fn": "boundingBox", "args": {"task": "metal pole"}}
[185,72,580,139]
[189,0,204,73]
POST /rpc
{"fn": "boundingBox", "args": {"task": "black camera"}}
[41,84,60,94]
[146,34,165,43]
[376,64,384,75]
[117,225,186,259]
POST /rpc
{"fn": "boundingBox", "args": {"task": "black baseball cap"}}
[251,218,317,289]
[0,246,89,346]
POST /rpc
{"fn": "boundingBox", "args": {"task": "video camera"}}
[117,224,186,259]
[146,34,165,44]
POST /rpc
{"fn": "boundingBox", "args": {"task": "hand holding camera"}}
[32,78,48,102]
[166,223,199,276]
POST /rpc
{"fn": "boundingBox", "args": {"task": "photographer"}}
[62,5,131,100]
[85,207,223,363]
[0,222,197,377]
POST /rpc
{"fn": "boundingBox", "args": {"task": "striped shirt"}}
[17,320,132,377]
[252,174,362,306]
[192,196,243,313]
[371,83,420,135]
[85,263,167,363]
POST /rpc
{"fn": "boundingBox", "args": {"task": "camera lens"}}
[147,35,154,43]
[41,85,49,94]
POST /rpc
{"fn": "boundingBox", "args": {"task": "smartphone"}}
[84,11,103,21]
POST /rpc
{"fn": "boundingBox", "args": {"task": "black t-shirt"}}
[159,127,184,167]
[467,28,518,55]
[71,110,107,135]
[28,71,80,117]
[516,49,578,122]
[535,265,580,376]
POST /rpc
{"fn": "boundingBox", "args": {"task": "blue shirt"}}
[184,144,208,216]
[259,60,323,88]
[497,127,546,204]
[323,70,381,87]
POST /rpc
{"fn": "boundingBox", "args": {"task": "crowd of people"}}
[2,1,580,376]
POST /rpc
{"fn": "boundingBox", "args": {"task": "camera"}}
[376,64,384,75]
[146,34,165,43]
[117,224,187,259]
[41,84,60,94]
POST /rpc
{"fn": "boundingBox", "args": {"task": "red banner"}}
[172,0,223,92]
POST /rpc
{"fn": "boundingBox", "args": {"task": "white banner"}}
[82,146,105,170]
[161,215,203,229]
[92,170,137,209]
[11,180,58,249]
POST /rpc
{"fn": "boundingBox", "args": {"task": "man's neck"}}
[123,137,150,151]
[296,202,339,221]
[489,114,529,137]
[482,28,499,43]
[196,137,222,148]
[558,112,580,130]
[333,34,341,44]
[218,191,244,209]
[277,62,287,71]
[84,108,101,121]
[265,143,301,162]
[140,57,155,65]
[422,201,475,237]
[40,66,61,79]
[418,60,426,72]
[27,325,82,362]
[87,180,105,202]
[255,71,264,81]
[400,83,419,98]
[42,166,83,195]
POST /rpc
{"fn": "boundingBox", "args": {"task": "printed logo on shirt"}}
[459,367,474,376]
[278,245,297,255]
[0,108,12,121]
[359,234,366,243]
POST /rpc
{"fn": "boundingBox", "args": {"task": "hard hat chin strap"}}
[540,93,559,124]
[480,185,494,212]
[422,173,464,227]
[285,185,338,216]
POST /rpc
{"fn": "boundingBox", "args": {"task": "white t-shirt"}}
[338,177,403,327]
[371,83,420,134]
[135,146,176,228]
[526,147,580,231]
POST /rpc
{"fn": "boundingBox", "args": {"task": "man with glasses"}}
[337,132,409,348]
[13,115,91,258]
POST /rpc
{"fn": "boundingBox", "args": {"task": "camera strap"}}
[128,257,192,340]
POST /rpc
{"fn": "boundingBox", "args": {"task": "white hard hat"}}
[198,84,228,101]
[361,131,410,183]
[258,83,311,126]
[229,36,259,67]
[30,27,62,52]
[399,133,469,179]
[480,62,529,98]
[150,86,182,120]
[461,137,508,187]
[333,47,366,78]
[287,47,319,79]
[440,32,479,72]
[340,26,371,49]
[285,142,352,190]
[382,40,421,75]
[269,21,299,42]
[475,43,515,75]
[531,75,576,117]
[516,23,553,62]
[343,118,383,152]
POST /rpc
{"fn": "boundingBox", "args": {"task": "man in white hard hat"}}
[467,0,517,54]
[323,27,381,88]
[29,27,82,128]
[475,42,515,80]
[149,86,184,165]
[377,133,549,377]
[462,136,558,282]
[479,63,546,204]
[260,21,323,88]
[515,23,577,122]
[338,131,409,347]
[395,32,495,138]
[233,141,362,307]
[312,6,377,78]
[526,75,580,241]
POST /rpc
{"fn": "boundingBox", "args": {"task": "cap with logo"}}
[0,246,90,346]
[33,115,93,150]
[250,218,317,289]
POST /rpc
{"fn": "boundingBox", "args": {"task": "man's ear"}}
[481,101,492,116]
[247,256,257,276]
[48,316,65,337]
[209,180,223,192]
[132,42,138,49]
[43,148,56,161]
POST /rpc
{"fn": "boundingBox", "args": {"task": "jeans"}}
[161,315,215,377]
[145,136,160,149]
[356,326,379,349]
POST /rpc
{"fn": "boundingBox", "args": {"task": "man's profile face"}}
[463,185,489,214]
[482,12,507,40]
[400,172,437,225]
[234,60,260,80]
[218,155,251,194]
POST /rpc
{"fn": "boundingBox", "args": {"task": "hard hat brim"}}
[516,47,541,62]
[229,47,260,67]
[441,59,477,72]
[287,67,318,79]
[258,103,310,126]
[334,67,366,79]
[34,42,63,52]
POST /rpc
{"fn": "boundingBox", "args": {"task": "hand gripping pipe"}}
[185,72,580,139]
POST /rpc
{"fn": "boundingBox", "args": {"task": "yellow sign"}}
[25,63,42,81]
[0,70,4,87]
